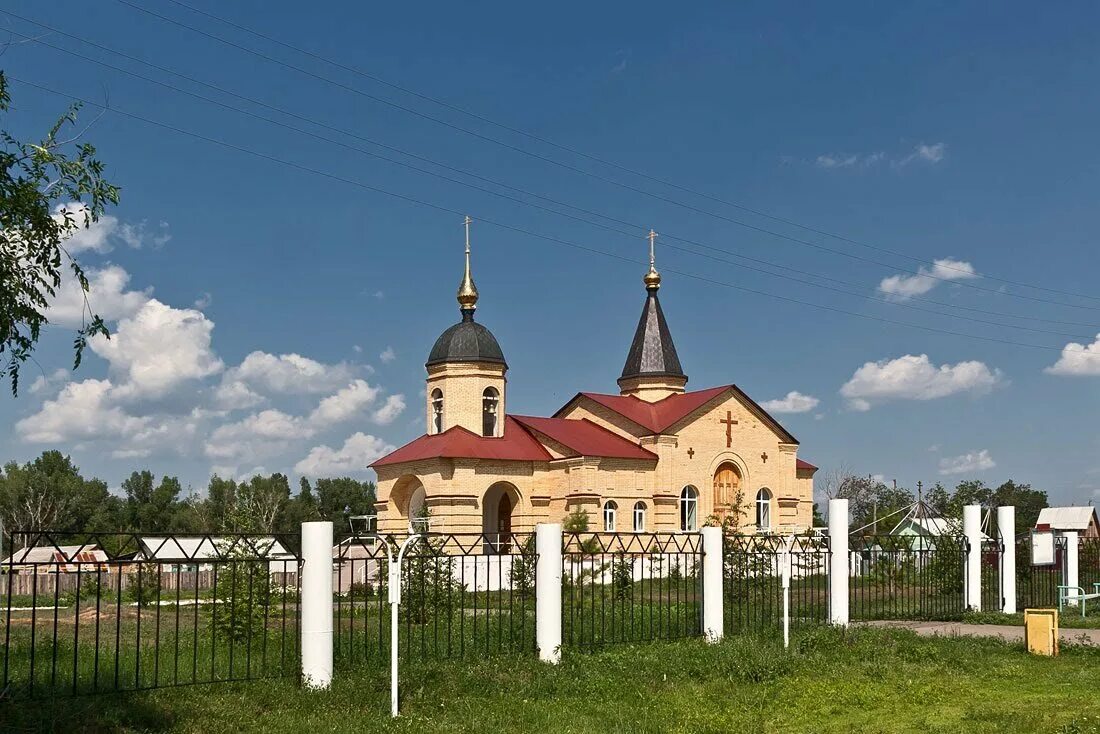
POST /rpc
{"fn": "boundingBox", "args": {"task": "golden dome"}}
[457,216,479,311]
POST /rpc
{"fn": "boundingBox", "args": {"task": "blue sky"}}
[2,0,1099,502]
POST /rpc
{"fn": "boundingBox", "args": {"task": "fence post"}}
[701,526,724,643]
[997,506,1016,614]
[1064,531,1080,606]
[828,498,849,627]
[301,521,333,689]
[536,523,562,664]
[963,505,982,611]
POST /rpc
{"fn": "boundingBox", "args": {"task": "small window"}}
[633,501,647,533]
[431,389,443,434]
[756,488,772,531]
[482,387,499,437]
[679,486,698,532]
[603,500,618,533]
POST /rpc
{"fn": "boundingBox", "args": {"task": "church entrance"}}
[712,463,742,521]
[482,482,517,554]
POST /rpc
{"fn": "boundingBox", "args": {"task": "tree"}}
[315,477,376,528]
[122,470,182,531]
[281,477,319,530]
[0,451,118,536]
[230,474,291,533]
[1,70,120,395]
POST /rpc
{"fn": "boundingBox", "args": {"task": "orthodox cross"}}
[719,411,738,448]
[648,229,658,266]
[687,448,695,459]
[761,451,768,464]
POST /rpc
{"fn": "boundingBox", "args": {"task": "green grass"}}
[964,610,1100,629]
[3,627,1099,733]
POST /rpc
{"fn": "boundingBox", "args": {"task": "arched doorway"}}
[712,462,742,518]
[482,482,519,553]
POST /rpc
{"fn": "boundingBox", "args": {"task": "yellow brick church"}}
[372,225,817,539]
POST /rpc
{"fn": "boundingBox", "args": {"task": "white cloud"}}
[52,203,169,253]
[193,292,212,310]
[213,379,266,410]
[760,391,820,414]
[48,265,152,327]
[28,368,71,395]
[91,299,223,397]
[370,394,406,425]
[878,258,979,300]
[897,142,947,167]
[309,379,381,425]
[294,432,395,477]
[939,449,996,476]
[221,351,356,396]
[815,152,885,169]
[16,378,149,443]
[204,409,315,463]
[379,346,396,364]
[1045,333,1100,377]
[840,354,1004,411]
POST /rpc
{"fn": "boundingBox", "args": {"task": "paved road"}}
[864,619,1100,646]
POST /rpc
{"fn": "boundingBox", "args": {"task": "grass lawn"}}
[3,626,1099,733]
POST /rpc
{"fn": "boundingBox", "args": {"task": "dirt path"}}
[864,619,1100,646]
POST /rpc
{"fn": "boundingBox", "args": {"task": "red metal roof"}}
[371,416,551,467]
[556,385,799,444]
[796,458,818,472]
[511,416,657,461]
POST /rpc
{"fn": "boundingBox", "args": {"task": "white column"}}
[1064,531,1080,606]
[301,521,334,689]
[828,498,849,627]
[963,505,982,611]
[535,523,563,663]
[997,506,1016,614]
[701,526,724,643]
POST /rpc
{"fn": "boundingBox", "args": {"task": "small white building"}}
[1036,507,1100,539]
[134,536,297,573]
[0,545,110,574]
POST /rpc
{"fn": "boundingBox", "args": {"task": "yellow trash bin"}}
[1024,609,1059,656]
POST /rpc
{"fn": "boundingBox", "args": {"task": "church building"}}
[371,223,817,540]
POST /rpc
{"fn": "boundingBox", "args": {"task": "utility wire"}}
[7,74,1073,354]
[159,0,1100,304]
[111,0,1100,309]
[8,20,1100,340]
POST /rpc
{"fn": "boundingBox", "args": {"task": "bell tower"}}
[617,230,687,402]
[424,217,508,437]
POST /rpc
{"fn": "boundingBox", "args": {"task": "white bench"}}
[1057,583,1100,617]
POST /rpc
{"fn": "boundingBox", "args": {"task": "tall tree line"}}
[0,450,376,536]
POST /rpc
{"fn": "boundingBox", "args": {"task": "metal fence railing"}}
[980,538,1003,612]
[331,532,537,664]
[848,534,968,621]
[562,533,702,649]
[723,533,829,634]
[1016,536,1067,609]
[2,531,301,701]
[1080,538,1100,594]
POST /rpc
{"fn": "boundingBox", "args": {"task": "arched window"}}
[756,488,772,531]
[679,486,698,532]
[431,389,444,434]
[482,387,499,437]
[603,500,618,533]
[633,501,647,533]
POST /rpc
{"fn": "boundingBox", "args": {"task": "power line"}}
[111,0,1100,309]
[8,19,1100,341]
[6,74,1074,354]
[159,0,1100,305]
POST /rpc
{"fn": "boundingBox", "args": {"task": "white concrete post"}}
[301,521,333,689]
[963,505,982,611]
[997,506,1016,614]
[536,523,563,663]
[701,526,724,643]
[1064,531,1080,606]
[828,498,849,627]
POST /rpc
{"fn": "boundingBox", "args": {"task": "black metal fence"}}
[723,533,830,634]
[562,532,702,648]
[848,534,968,621]
[980,538,1003,612]
[1015,536,1066,609]
[1080,538,1100,594]
[1,531,301,701]
[332,532,536,664]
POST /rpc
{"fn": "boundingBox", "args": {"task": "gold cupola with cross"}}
[424,217,507,438]
[617,230,688,401]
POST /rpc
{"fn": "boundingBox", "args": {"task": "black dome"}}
[426,314,507,367]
